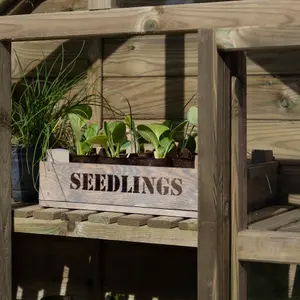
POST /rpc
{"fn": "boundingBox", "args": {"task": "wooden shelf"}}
[13,204,197,247]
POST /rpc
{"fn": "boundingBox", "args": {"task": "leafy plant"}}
[11,42,103,186]
[91,121,131,158]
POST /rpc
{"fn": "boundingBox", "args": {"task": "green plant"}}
[136,121,187,159]
[91,121,131,158]
[11,42,103,185]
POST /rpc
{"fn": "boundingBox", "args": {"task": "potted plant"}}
[11,46,102,203]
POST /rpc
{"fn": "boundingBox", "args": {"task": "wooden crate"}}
[39,150,278,218]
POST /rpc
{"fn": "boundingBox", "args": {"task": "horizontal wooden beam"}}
[238,230,300,264]
[216,25,300,51]
[2,0,300,41]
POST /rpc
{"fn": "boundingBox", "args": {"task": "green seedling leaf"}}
[86,134,108,147]
[187,106,198,126]
[120,140,132,152]
[84,123,99,140]
[137,125,160,149]
[68,104,93,120]
[124,115,136,131]
[171,120,188,137]
[68,113,87,142]
[109,121,126,144]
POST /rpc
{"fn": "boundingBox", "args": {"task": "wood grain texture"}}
[33,0,87,13]
[104,35,300,77]
[39,161,198,216]
[117,214,153,226]
[33,208,69,220]
[217,25,300,51]
[3,0,300,41]
[0,41,11,300]
[102,76,300,121]
[249,209,300,230]
[230,53,247,300]
[237,230,300,264]
[14,217,197,247]
[89,0,118,10]
[178,218,197,231]
[14,204,44,218]
[147,216,183,229]
[197,29,230,300]
[88,211,125,224]
[247,205,295,225]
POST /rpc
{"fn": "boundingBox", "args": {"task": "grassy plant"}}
[11,42,103,186]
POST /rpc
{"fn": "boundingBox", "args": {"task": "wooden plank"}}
[197,29,230,300]
[178,218,197,231]
[88,212,125,224]
[14,217,197,247]
[39,161,198,216]
[104,35,300,77]
[278,219,300,232]
[2,1,300,41]
[33,208,69,220]
[231,53,247,300]
[247,205,295,225]
[237,230,300,264]
[0,41,11,300]
[216,25,300,51]
[61,209,97,222]
[102,76,300,121]
[33,0,87,13]
[147,216,183,229]
[14,204,44,218]
[117,214,153,226]
[89,0,117,10]
[249,208,300,230]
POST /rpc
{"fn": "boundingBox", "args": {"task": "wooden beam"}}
[197,29,231,300]
[1,0,300,41]
[0,41,12,300]
[216,25,300,51]
[238,230,300,264]
[231,53,247,300]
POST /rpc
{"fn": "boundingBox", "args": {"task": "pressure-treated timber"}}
[231,54,247,300]
[197,28,230,300]
[0,41,12,300]
[1,1,300,41]
[216,25,300,51]
[237,230,300,264]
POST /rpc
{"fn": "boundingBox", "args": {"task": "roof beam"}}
[1,0,300,41]
[216,25,300,51]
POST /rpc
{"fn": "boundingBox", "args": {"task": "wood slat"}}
[2,1,300,41]
[238,230,300,264]
[178,218,197,231]
[102,76,300,121]
[217,25,300,51]
[33,208,69,220]
[14,204,44,218]
[14,217,197,247]
[247,205,295,225]
[249,208,300,230]
[61,210,97,222]
[104,35,300,77]
[117,214,153,226]
[147,216,183,229]
[88,212,125,224]
[278,220,300,232]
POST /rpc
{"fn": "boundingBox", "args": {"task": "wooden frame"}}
[1,2,300,299]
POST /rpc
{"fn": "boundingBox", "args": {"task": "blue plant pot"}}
[11,145,40,203]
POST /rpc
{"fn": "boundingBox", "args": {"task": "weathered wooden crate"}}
[39,150,278,218]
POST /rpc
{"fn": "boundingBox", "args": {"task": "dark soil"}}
[69,153,195,168]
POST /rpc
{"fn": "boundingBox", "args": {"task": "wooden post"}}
[230,53,247,300]
[197,29,231,300]
[0,41,12,300]
[87,0,118,127]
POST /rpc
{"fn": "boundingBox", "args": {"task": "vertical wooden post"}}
[87,0,118,127]
[230,53,247,300]
[0,41,12,300]
[197,29,231,300]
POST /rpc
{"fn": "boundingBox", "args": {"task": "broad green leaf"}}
[143,124,170,141]
[120,140,132,152]
[171,120,188,136]
[162,120,172,128]
[85,134,108,147]
[110,122,126,144]
[137,125,159,149]
[155,147,165,159]
[84,123,99,140]
[187,106,198,126]
[68,113,86,142]
[67,104,93,120]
